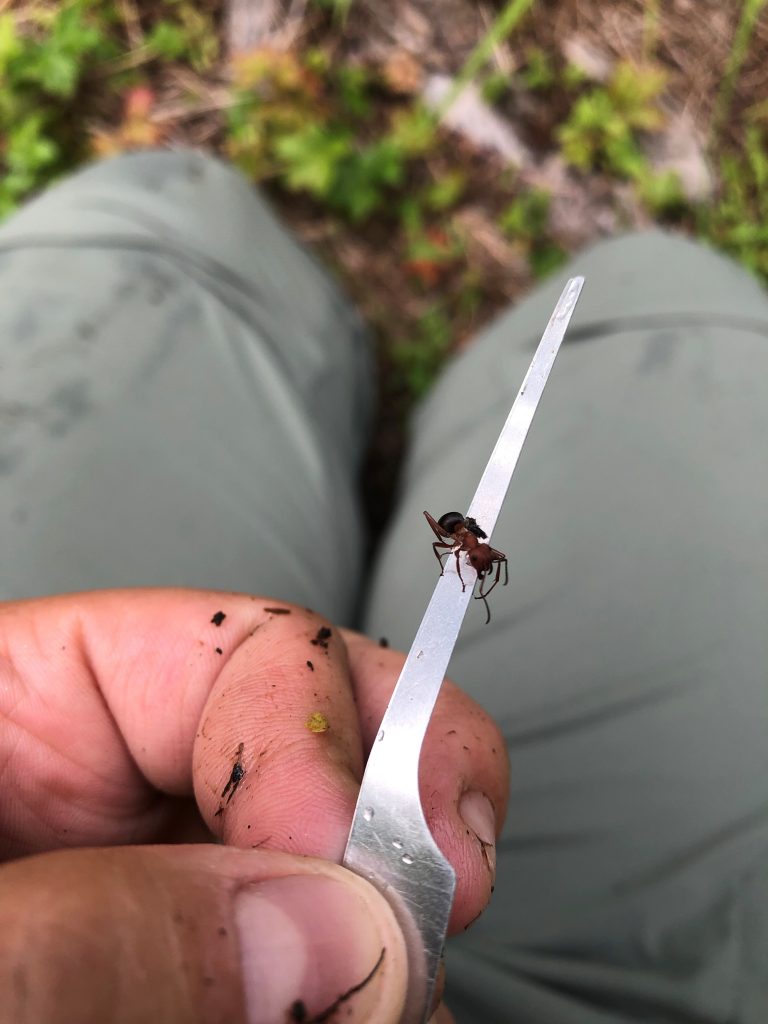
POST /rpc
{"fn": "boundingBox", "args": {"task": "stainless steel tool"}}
[343,277,585,1023]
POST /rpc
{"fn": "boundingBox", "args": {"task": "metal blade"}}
[467,275,584,533]
[343,276,584,1023]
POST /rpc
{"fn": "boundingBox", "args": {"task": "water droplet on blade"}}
[363,807,374,822]
[377,729,385,742]
[392,839,403,849]
[401,854,414,865]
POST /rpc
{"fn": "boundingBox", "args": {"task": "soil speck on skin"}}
[217,927,227,938]
[378,637,389,648]
[463,745,470,751]
[215,647,223,654]
[310,626,332,650]
[264,606,291,615]
[211,611,226,626]
[306,660,314,671]
[447,729,457,736]
[306,712,330,733]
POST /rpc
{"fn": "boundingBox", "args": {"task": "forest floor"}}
[2,0,767,529]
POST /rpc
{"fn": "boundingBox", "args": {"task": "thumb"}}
[0,845,408,1024]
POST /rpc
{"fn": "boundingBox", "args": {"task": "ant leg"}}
[477,560,503,601]
[487,549,508,587]
[454,548,467,591]
[495,552,507,585]
[424,511,450,542]
[432,541,452,574]
[475,577,491,624]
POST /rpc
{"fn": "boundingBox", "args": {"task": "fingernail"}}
[235,872,404,1024]
[459,790,497,878]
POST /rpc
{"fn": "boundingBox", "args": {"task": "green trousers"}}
[1,150,766,1022]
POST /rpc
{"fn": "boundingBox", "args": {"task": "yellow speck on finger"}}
[306,712,330,734]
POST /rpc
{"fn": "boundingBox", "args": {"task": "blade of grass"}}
[436,0,538,116]
[711,0,768,142]
[642,0,661,60]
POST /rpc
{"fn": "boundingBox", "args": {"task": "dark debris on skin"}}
[288,949,385,1022]
[310,626,332,651]
[211,611,226,626]
[214,743,245,817]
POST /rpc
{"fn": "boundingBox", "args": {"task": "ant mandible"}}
[424,510,509,624]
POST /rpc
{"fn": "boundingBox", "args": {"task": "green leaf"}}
[25,48,80,97]
[562,63,587,90]
[313,0,355,24]
[610,61,666,122]
[146,21,189,61]
[637,169,686,215]
[521,47,556,91]
[3,113,59,207]
[330,139,405,221]
[499,188,550,240]
[274,125,352,196]
[388,106,436,156]
[0,13,21,72]
[392,305,453,398]
[530,242,568,279]
[604,134,646,178]
[424,170,466,212]
[335,64,371,118]
[481,70,511,104]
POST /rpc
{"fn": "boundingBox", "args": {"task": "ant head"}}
[463,516,488,539]
[438,512,467,535]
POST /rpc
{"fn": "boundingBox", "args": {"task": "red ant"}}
[424,511,508,624]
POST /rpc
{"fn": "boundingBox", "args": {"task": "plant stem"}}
[642,0,661,60]
[437,0,538,116]
[711,0,768,142]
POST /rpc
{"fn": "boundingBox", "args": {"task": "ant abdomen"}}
[438,512,466,534]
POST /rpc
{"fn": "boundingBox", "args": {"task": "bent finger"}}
[193,606,363,859]
[0,591,362,861]
[341,631,510,933]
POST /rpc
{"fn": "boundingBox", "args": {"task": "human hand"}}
[0,590,509,1023]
